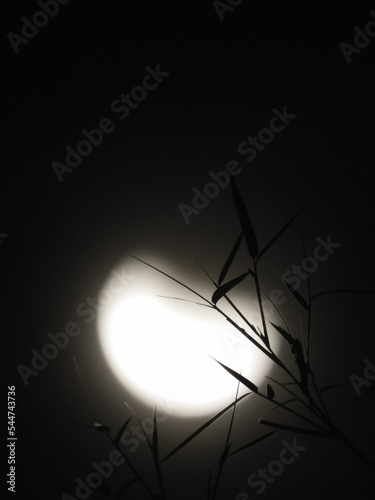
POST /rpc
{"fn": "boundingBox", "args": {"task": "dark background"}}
[3,2,375,499]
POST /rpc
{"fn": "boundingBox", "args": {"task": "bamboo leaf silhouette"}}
[73,356,103,425]
[259,419,331,437]
[212,380,241,499]
[320,384,344,394]
[212,271,250,304]
[261,399,297,418]
[218,232,243,285]
[229,431,278,456]
[266,383,275,400]
[269,322,293,341]
[114,417,132,445]
[161,393,250,463]
[257,211,301,261]
[157,295,212,308]
[283,281,309,311]
[230,177,258,258]
[213,358,258,392]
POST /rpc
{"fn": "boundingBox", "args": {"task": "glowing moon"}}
[97,265,277,417]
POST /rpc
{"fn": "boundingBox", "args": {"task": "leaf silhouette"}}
[114,417,132,445]
[218,232,243,285]
[257,211,301,261]
[213,358,258,392]
[320,384,344,394]
[161,393,250,462]
[259,419,331,437]
[229,431,278,456]
[266,383,275,400]
[230,177,258,258]
[212,271,250,304]
[283,280,309,311]
[269,322,293,341]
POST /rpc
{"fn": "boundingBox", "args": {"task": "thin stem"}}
[337,431,375,473]
[212,382,240,499]
[253,259,270,348]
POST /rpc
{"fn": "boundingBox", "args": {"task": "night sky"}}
[3,2,375,499]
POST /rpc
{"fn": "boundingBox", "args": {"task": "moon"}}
[97,263,278,417]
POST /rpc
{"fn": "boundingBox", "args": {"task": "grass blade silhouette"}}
[115,417,132,445]
[256,211,301,262]
[229,431,278,457]
[218,232,243,285]
[161,393,250,463]
[259,419,333,437]
[230,177,258,258]
[212,380,240,499]
[212,358,258,392]
[283,280,309,311]
[212,271,250,305]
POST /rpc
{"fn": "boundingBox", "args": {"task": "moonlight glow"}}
[98,267,277,417]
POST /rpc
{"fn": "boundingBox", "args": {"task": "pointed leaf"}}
[270,322,292,341]
[230,177,258,258]
[262,399,297,418]
[218,232,243,285]
[266,383,275,400]
[257,211,301,261]
[259,419,331,437]
[161,393,250,462]
[213,358,258,392]
[114,417,132,445]
[283,280,309,311]
[320,384,344,394]
[157,295,212,308]
[212,271,250,304]
[229,431,278,456]
[73,356,102,424]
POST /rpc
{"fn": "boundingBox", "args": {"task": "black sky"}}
[3,2,375,499]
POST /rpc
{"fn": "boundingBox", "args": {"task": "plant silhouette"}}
[74,177,375,499]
